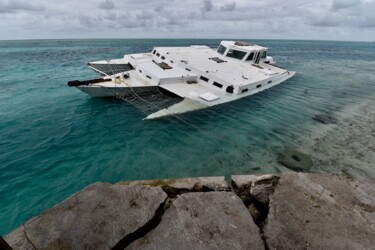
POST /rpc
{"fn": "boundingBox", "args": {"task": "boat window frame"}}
[246,52,255,61]
[254,52,261,64]
[217,45,227,55]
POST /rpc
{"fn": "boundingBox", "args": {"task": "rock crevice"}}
[112,196,170,250]
[23,225,36,250]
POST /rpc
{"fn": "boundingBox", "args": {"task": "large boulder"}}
[5,183,167,250]
[264,173,375,250]
[128,192,265,250]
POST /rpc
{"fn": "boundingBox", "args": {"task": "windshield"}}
[217,45,227,55]
[226,49,247,60]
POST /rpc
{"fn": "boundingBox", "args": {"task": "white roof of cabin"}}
[221,41,267,51]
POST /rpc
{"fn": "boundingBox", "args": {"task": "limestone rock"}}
[231,175,259,203]
[5,183,167,250]
[313,114,338,124]
[248,203,261,221]
[278,150,313,171]
[3,227,30,250]
[128,192,265,250]
[231,174,279,204]
[264,173,375,250]
[117,176,230,196]
[250,175,279,205]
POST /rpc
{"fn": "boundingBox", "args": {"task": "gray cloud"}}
[98,0,115,10]
[201,0,214,12]
[0,0,374,41]
[0,0,44,13]
[331,0,363,11]
[219,2,236,11]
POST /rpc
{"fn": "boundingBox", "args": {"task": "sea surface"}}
[1,39,375,235]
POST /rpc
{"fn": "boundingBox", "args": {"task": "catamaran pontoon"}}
[68,41,295,119]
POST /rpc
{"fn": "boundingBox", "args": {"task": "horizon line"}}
[0,37,372,43]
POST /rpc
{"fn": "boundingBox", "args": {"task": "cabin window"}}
[200,76,209,82]
[242,88,248,93]
[261,51,267,59]
[256,84,262,88]
[246,52,255,61]
[217,45,227,55]
[226,49,247,60]
[268,80,272,84]
[170,60,174,63]
[146,75,152,79]
[156,53,160,57]
[139,69,142,73]
[153,50,156,54]
[185,68,191,71]
[161,56,165,60]
[213,82,223,88]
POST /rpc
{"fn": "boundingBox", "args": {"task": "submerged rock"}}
[313,114,338,124]
[264,173,375,250]
[128,192,265,250]
[5,183,167,250]
[278,150,313,171]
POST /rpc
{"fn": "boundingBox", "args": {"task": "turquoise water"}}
[1,39,375,235]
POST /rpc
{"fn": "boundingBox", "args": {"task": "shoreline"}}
[4,173,375,249]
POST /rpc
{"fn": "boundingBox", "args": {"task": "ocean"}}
[1,39,375,235]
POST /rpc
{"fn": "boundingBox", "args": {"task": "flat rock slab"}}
[128,192,265,250]
[265,173,375,250]
[5,183,167,250]
[117,176,230,196]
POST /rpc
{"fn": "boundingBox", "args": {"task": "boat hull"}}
[88,63,134,76]
[77,85,160,98]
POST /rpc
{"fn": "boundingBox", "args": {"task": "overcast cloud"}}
[0,0,374,41]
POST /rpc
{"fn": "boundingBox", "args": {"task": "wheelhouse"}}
[216,41,268,64]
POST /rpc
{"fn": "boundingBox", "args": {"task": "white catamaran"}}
[68,41,295,119]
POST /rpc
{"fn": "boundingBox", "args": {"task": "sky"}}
[0,0,374,41]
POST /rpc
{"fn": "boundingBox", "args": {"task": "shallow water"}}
[1,39,375,235]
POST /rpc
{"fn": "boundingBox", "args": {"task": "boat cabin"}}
[217,41,268,64]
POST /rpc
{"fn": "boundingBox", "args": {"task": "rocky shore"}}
[3,173,375,250]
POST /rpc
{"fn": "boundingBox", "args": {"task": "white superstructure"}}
[68,41,295,119]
